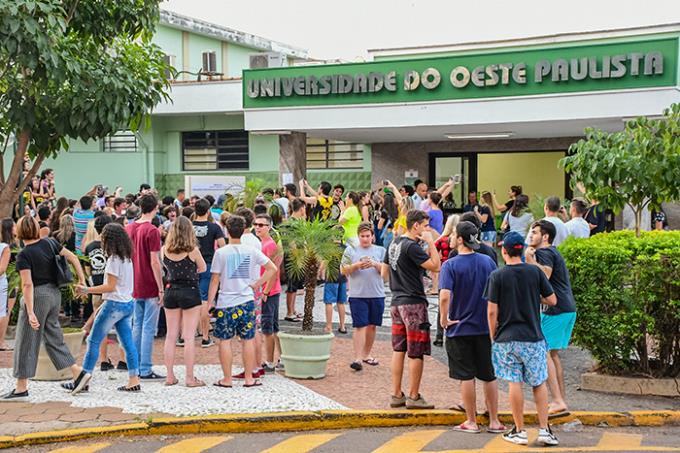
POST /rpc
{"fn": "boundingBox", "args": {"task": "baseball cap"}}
[502,231,526,252]
[456,221,480,250]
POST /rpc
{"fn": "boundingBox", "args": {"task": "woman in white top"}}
[69,223,140,395]
[501,194,535,237]
[0,218,13,351]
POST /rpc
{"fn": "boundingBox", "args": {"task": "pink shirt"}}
[260,236,281,296]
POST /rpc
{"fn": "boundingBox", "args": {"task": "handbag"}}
[46,238,73,288]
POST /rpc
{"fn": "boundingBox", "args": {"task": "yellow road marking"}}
[596,432,642,449]
[372,429,446,453]
[156,436,231,453]
[50,443,110,453]
[261,432,342,453]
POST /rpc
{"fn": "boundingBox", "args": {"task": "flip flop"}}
[449,403,466,412]
[487,424,508,434]
[0,347,13,352]
[337,328,348,334]
[186,379,206,388]
[164,378,179,386]
[452,423,481,434]
[243,380,262,388]
[284,316,301,322]
[548,409,571,419]
[117,384,141,392]
[213,381,232,388]
[362,358,379,366]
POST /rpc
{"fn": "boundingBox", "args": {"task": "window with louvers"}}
[182,130,249,171]
[306,139,364,169]
[102,130,138,152]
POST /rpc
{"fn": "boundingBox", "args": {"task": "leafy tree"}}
[278,218,344,331]
[0,0,170,216]
[561,103,680,236]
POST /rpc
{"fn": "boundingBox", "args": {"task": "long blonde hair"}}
[441,214,460,237]
[54,214,75,244]
[480,191,496,217]
[82,219,99,250]
[165,216,197,254]
[399,197,415,216]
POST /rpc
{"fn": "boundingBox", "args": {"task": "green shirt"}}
[342,206,362,239]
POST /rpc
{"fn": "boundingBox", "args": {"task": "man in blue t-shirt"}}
[439,221,505,434]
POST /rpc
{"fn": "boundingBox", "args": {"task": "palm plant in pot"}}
[277,217,343,379]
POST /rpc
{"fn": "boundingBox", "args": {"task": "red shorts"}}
[391,303,431,359]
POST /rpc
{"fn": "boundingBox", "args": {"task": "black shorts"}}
[163,286,202,310]
[445,334,495,382]
[286,277,304,293]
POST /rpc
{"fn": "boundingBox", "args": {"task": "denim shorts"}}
[323,281,347,304]
[198,263,211,301]
[492,340,548,387]
[213,301,256,340]
[481,230,497,243]
[541,312,576,350]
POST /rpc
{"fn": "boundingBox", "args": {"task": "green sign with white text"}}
[242,37,678,108]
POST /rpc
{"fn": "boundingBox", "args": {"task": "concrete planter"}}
[279,331,333,380]
[32,331,84,381]
[581,372,680,397]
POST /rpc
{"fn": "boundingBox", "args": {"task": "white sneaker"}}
[502,426,528,445]
[537,426,560,446]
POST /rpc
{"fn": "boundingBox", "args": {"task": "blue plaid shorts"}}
[492,340,548,387]
[213,301,256,341]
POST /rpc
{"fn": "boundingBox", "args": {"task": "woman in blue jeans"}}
[67,223,140,394]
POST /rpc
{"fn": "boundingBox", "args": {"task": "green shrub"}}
[559,231,680,377]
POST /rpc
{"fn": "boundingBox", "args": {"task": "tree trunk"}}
[0,129,45,218]
[302,263,319,332]
[634,207,642,238]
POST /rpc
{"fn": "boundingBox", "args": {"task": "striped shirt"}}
[73,209,95,255]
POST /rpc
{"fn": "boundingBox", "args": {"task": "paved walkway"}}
[1,286,679,437]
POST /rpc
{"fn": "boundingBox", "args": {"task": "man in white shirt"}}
[528,196,569,247]
[235,207,262,251]
[565,198,590,239]
[411,180,428,205]
[208,215,276,389]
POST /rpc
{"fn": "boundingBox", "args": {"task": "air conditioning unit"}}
[249,52,285,69]
[163,54,176,80]
[202,51,217,74]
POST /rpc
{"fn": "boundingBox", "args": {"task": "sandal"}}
[337,328,348,334]
[243,380,262,388]
[164,378,179,386]
[486,424,508,434]
[117,384,141,392]
[548,409,571,419]
[186,379,206,388]
[284,316,301,322]
[449,403,466,412]
[213,381,232,389]
[453,423,481,434]
[362,358,379,366]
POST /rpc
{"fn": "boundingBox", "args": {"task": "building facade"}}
[39,13,680,209]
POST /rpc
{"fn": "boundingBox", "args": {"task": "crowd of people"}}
[0,171,642,448]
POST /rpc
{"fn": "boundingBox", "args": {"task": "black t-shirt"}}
[449,243,498,265]
[16,238,62,286]
[480,206,495,232]
[585,204,606,235]
[192,220,225,264]
[536,247,576,315]
[484,263,554,343]
[84,240,106,286]
[504,200,514,211]
[385,236,430,305]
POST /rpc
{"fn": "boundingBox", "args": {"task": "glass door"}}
[429,153,477,213]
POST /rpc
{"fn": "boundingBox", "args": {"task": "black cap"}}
[456,221,480,250]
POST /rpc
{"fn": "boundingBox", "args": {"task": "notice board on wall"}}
[184,175,246,200]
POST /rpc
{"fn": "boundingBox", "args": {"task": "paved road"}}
[9,426,680,452]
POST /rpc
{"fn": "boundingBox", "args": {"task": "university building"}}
[45,12,679,213]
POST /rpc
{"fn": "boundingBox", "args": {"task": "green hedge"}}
[559,231,680,377]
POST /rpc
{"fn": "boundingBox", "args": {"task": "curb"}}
[1,409,679,449]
